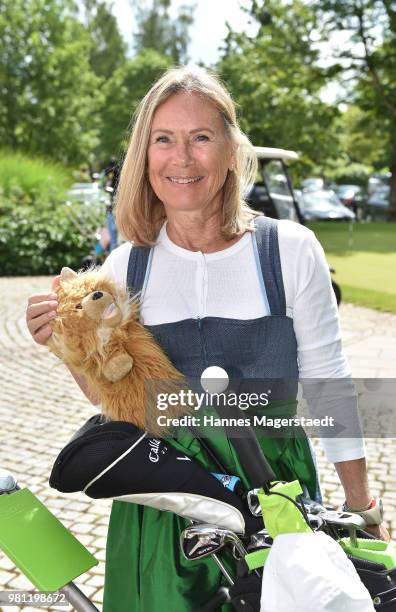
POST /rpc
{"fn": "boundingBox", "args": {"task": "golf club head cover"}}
[49,415,262,535]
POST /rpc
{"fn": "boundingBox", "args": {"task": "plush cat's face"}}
[48,267,134,361]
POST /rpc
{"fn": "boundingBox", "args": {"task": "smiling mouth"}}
[167,176,203,184]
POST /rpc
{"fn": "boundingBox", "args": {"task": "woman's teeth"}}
[168,177,202,184]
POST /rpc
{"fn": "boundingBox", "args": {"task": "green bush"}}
[0,195,105,275]
[0,150,72,201]
[0,150,106,275]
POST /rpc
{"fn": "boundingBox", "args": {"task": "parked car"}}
[66,183,111,208]
[301,177,325,192]
[334,184,366,219]
[368,174,390,197]
[247,147,342,303]
[366,186,390,221]
[295,189,356,222]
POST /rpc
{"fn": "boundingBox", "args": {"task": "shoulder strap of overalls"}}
[253,216,287,316]
[126,245,151,297]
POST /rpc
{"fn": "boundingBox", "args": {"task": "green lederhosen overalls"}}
[103,217,321,611]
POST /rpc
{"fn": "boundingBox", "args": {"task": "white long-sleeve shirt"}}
[101,220,365,463]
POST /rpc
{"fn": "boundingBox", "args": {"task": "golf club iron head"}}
[181,525,225,560]
[180,524,247,561]
[306,513,325,531]
[247,530,273,552]
[247,488,262,517]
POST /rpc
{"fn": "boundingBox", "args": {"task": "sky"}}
[112,0,256,66]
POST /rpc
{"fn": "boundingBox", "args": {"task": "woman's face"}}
[147,92,234,217]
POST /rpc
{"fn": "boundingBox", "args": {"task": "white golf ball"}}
[200,366,229,394]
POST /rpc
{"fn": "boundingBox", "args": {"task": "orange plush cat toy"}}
[47,267,187,435]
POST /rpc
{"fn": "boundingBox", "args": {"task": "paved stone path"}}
[0,277,395,611]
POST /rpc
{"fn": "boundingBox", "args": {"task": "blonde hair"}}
[115,65,259,245]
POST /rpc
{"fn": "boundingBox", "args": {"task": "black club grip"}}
[214,402,275,489]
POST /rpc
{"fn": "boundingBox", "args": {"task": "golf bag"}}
[50,415,396,611]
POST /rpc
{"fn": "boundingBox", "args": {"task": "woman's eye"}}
[155,135,170,144]
[194,134,210,142]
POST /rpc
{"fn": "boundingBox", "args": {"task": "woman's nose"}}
[173,141,193,165]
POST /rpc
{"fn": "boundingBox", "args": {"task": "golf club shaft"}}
[211,553,234,586]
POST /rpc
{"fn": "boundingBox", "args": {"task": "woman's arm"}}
[335,457,371,508]
[279,223,390,540]
[280,223,365,461]
[67,367,100,406]
[335,457,390,541]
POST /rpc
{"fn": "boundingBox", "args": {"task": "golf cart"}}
[248,147,341,304]
[248,147,303,223]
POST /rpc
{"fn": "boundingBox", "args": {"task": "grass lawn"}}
[307,222,396,313]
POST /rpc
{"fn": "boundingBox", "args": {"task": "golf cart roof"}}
[254,147,299,162]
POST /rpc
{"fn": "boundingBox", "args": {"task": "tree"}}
[319,105,384,184]
[218,0,340,179]
[132,0,195,64]
[313,0,396,219]
[98,49,172,163]
[0,0,102,165]
[337,105,387,168]
[82,0,127,80]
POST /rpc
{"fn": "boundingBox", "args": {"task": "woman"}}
[26,65,389,611]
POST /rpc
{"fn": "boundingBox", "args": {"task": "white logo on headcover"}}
[149,439,165,463]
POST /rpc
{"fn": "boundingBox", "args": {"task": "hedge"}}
[0,195,104,275]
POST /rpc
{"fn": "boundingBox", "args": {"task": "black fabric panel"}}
[229,574,261,612]
[49,418,143,491]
